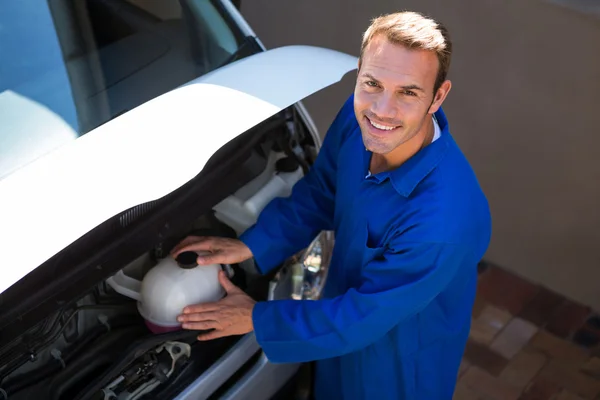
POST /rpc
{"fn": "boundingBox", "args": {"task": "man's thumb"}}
[218,270,238,293]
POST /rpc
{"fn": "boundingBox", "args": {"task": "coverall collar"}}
[363,107,452,197]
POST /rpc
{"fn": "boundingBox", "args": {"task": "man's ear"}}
[428,80,452,114]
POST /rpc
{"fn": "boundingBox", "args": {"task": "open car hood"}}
[0,45,357,295]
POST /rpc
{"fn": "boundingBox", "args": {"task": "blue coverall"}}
[240,94,492,399]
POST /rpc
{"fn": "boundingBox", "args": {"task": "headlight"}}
[268,231,334,301]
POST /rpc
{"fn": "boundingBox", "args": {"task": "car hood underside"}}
[0,45,357,295]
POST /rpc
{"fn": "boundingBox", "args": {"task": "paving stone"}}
[581,357,600,379]
[453,382,484,400]
[459,359,472,378]
[530,330,590,366]
[586,316,600,330]
[546,301,591,339]
[491,318,538,359]
[500,347,547,389]
[477,267,539,315]
[470,304,513,345]
[520,377,561,400]
[550,390,586,400]
[464,340,510,376]
[573,328,600,348]
[518,287,565,327]
[538,359,600,399]
[461,366,521,400]
[472,293,488,319]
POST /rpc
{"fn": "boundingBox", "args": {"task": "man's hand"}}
[178,270,256,341]
[170,236,253,266]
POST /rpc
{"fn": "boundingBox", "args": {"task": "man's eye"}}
[403,90,417,97]
[366,81,378,88]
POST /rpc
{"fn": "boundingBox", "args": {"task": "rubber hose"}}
[4,316,143,397]
[2,325,108,396]
[48,325,146,400]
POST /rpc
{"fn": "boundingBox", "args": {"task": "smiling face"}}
[354,35,451,160]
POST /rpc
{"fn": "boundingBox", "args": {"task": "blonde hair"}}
[359,11,452,94]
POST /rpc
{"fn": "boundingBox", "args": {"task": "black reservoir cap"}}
[176,251,198,269]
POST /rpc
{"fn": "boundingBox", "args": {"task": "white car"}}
[0,1,356,399]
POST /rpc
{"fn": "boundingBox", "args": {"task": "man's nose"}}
[372,93,397,120]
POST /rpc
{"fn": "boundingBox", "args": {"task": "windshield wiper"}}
[216,36,263,69]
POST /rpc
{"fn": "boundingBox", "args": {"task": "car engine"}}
[0,219,248,400]
[0,108,321,400]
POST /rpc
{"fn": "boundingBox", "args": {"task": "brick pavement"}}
[454,262,600,400]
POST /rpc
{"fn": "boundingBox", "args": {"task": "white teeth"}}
[369,118,398,131]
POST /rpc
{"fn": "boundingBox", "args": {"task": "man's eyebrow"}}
[360,73,381,83]
[360,73,425,92]
[399,84,425,92]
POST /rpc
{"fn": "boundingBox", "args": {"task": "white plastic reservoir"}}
[213,152,303,234]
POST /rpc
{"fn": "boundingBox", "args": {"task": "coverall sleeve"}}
[239,95,355,274]
[251,240,472,363]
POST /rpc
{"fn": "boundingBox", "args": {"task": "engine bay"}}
[0,107,318,400]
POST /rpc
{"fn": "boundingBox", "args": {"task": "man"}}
[172,11,491,399]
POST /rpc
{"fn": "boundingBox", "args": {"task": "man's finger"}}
[178,311,220,322]
[169,236,204,255]
[197,329,227,341]
[172,243,213,259]
[196,252,220,265]
[218,270,240,293]
[182,302,220,314]
[181,320,220,330]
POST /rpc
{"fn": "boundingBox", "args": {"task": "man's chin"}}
[362,134,393,155]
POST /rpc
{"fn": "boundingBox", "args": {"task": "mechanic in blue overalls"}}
[173,11,491,400]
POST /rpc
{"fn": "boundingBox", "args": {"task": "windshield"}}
[0,0,245,180]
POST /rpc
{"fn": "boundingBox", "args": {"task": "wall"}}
[241,0,600,310]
